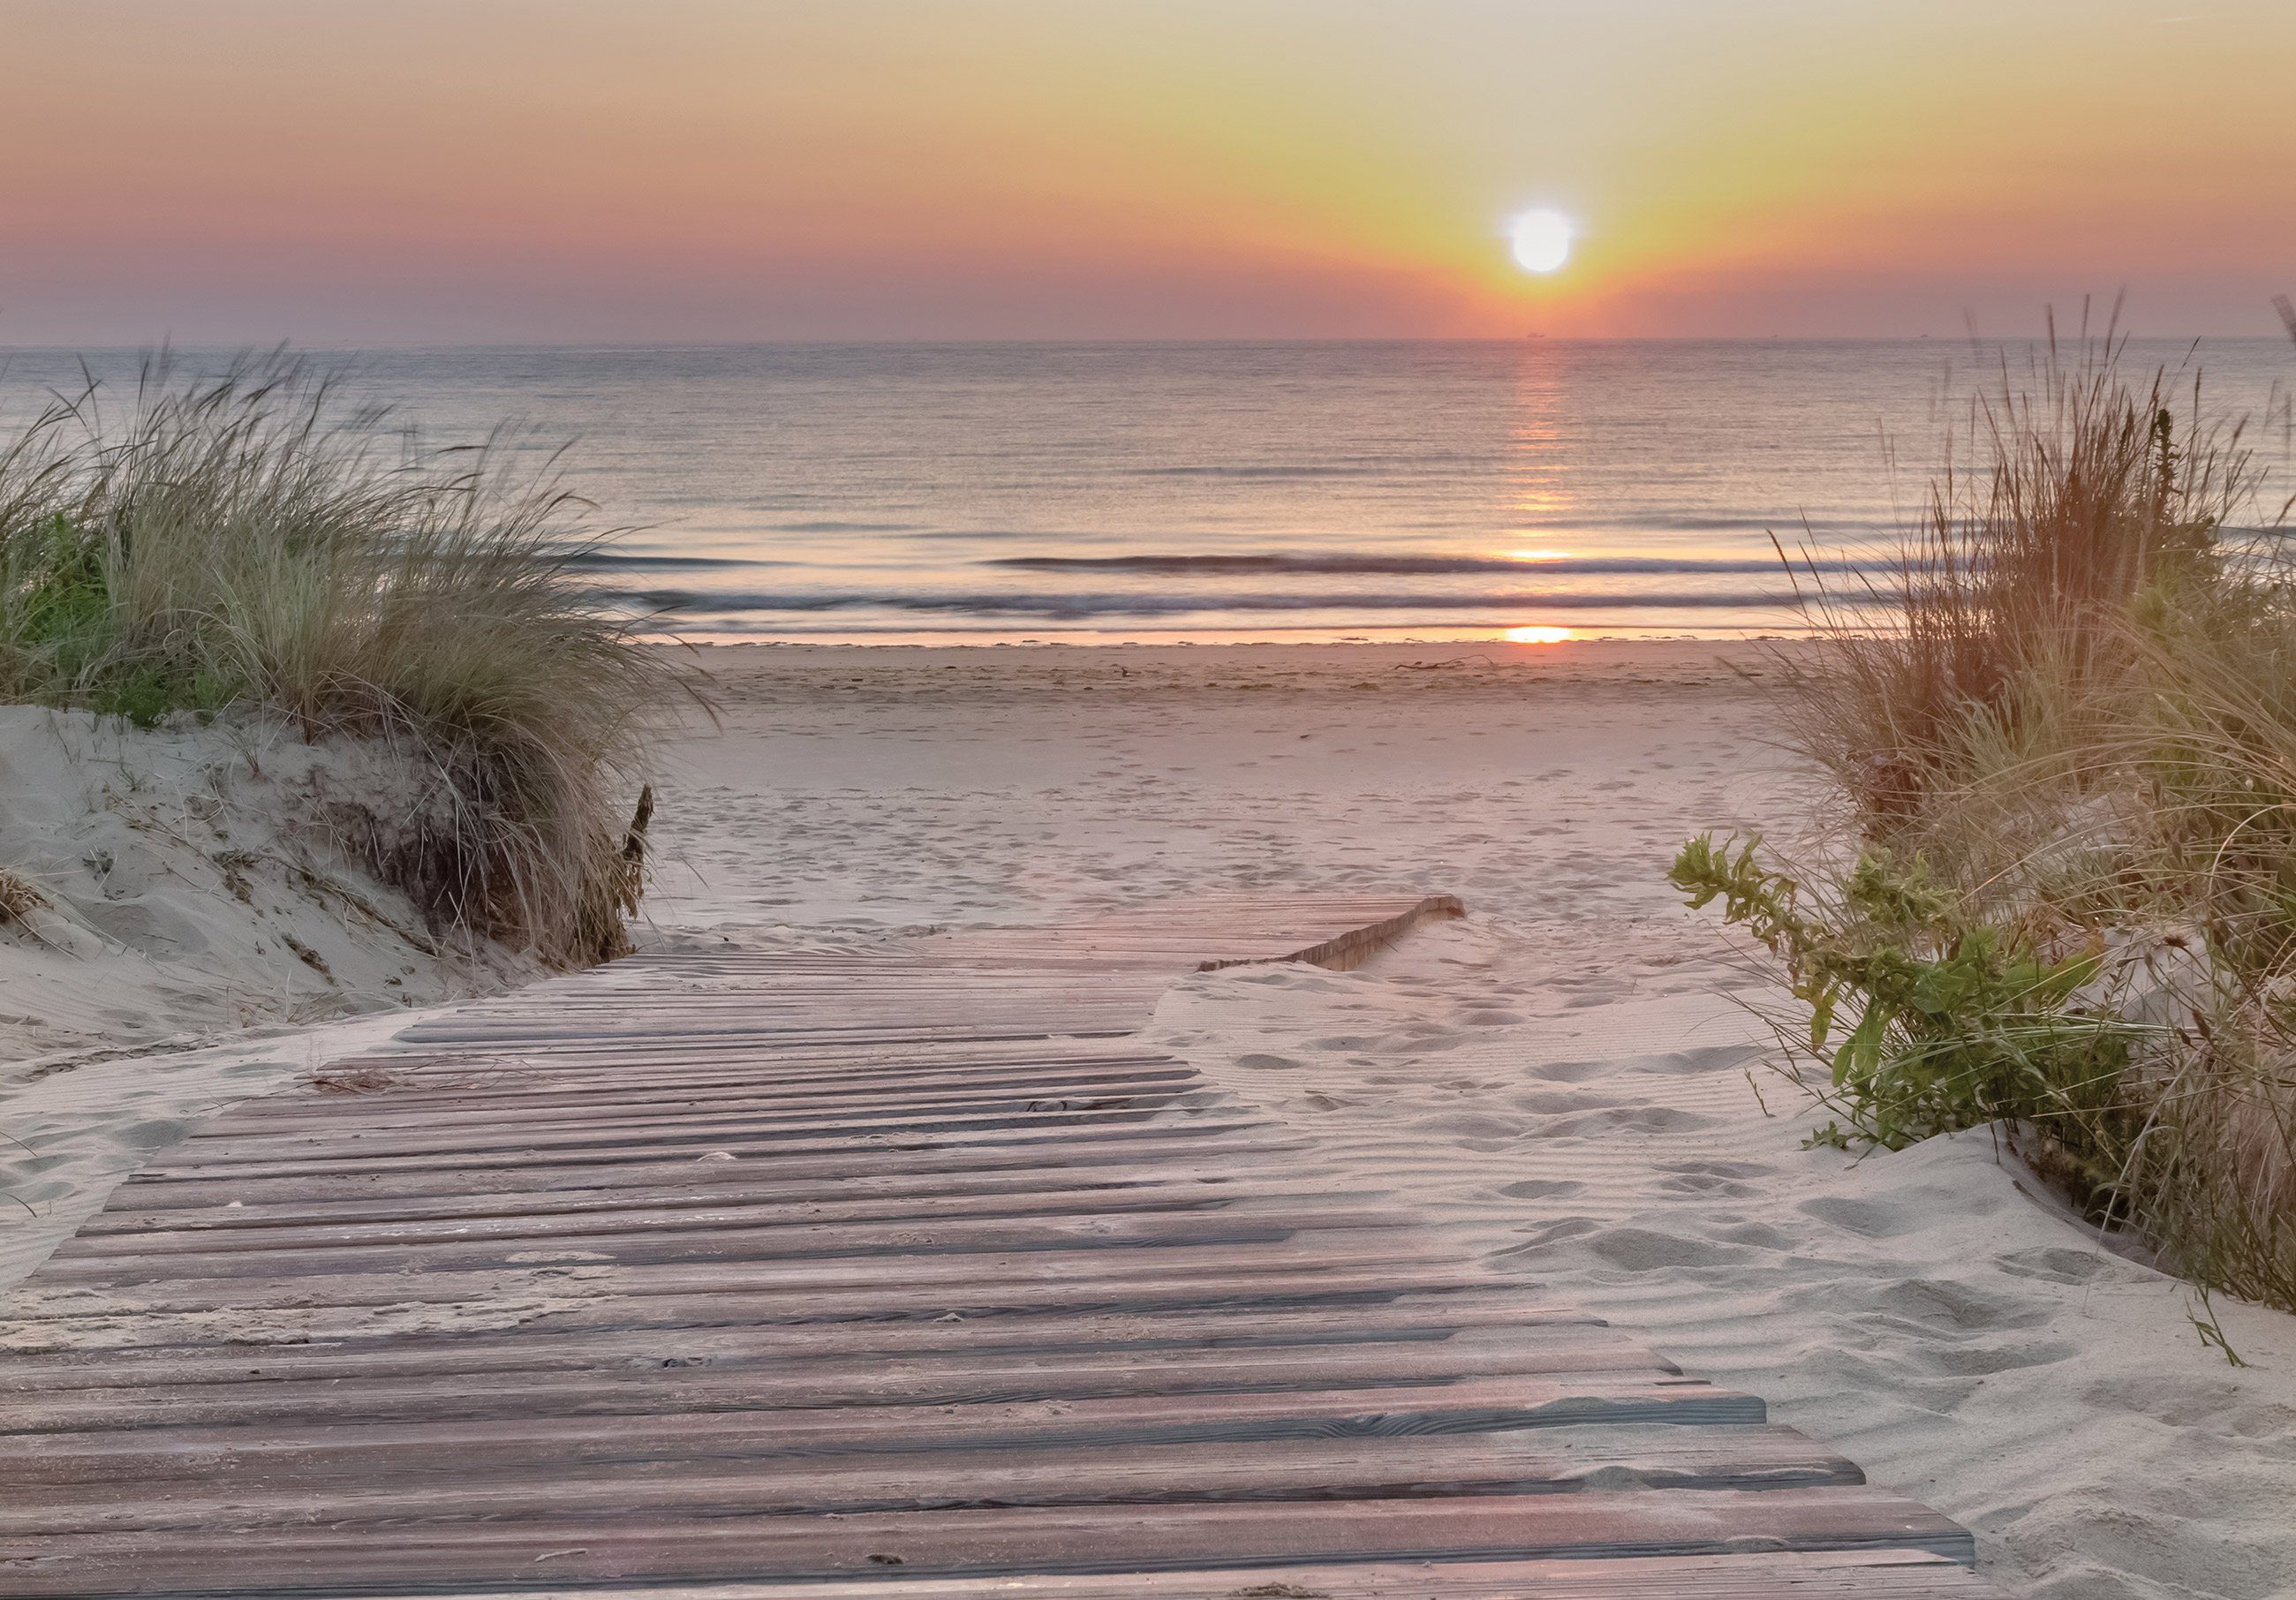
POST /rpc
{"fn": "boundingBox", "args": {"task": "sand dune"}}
[0,706,533,1289]
[0,706,529,1074]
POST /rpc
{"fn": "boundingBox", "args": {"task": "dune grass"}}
[1675,318,2296,1317]
[0,351,698,966]
[0,864,44,930]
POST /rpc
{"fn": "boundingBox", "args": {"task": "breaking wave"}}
[622,586,1876,620]
[985,553,1888,577]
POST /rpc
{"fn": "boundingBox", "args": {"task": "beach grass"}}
[0,864,43,929]
[1678,317,2296,1315]
[0,351,697,966]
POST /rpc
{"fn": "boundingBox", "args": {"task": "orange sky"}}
[5,0,2293,343]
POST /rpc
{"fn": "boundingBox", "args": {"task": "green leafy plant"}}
[1680,321,2296,1325]
[4,514,111,683]
[1671,834,2141,1177]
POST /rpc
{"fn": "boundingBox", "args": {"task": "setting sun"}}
[1505,625,1574,644]
[1509,211,1575,274]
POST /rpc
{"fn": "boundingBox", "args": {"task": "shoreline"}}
[655,628,1823,648]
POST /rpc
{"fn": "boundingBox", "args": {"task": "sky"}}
[5,0,2294,344]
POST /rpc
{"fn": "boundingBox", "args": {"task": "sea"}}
[4,339,2290,644]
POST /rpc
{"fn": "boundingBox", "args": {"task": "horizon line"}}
[4,331,2289,355]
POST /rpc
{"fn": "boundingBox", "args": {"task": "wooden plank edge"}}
[1198,894,1467,975]
[222,1549,1997,1599]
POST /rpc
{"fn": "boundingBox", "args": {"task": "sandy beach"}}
[5,639,2294,1597]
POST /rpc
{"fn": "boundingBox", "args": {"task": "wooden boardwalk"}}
[0,894,2001,1597]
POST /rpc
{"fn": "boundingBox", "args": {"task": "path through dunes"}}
[0,895,1999,1596]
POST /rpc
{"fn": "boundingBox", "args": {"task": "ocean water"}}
[4,339,2290,643]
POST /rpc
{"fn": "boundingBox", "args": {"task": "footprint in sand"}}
[1232,1052,1303,1071]
[1532,1106,1718,1139]
[1410,1111,1527,1141]
[1507,1089,1627,1115]
[1711,1220,1799,1250]
[1796,1194,1929,1239]
[1658,1158,1777,1180]
[2074,1370,2247,1429]
[1918,1340,2081,1378]
[1388,1029,1476,1053]
[1997,1245,2126,1286]
[1853,1277,2052,1334]
[1580,1226,1762,1270]
[1523,1058,1611,1083]
[1495,1217,1606,1258]
[1631,1045,1762,1075]
[1655,1172,1762,1199]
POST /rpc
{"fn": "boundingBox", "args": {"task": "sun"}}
[1509,210,1575,274]
[1506,625,1574,645]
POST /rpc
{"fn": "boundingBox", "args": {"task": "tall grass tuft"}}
[0,864,45,930]
[0,351,698,966]
[1677,315,2296,1318]
[1769,313,2257,826]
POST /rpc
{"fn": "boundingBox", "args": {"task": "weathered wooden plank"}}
[0,1290,1606,1391]
[160,1091,1220,1166]
[50,1179,1383,1258]
[69,1160,1313,1234]
[0,1425,1862,1536]
[0,1375,1766,1487]
[336,1038,1179,1069]
[244,1084,1215,1129]
[388,1023,1157,1046]
[3,1266,1514,1355]
[130,1106,1273,1180]
[119,1125,1286,1196]
[321,1551,1992,1599]
[0,1487,1973,1594]
[1,1331,1683,1433]
[374,1022,1158,1046]
[198,1061,1201,1129]
[34,1205,1437,1286]
[98,1126,1303,1209]
[3,1234,1474,1317]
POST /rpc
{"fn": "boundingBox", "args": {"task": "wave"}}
[916,516,1922,543]
[1509,513,1907,533]
[767,520,921,533]
[985,554,1888,577]
[1124,464,1404,479]
[620,586,1872,620]
[559,553,780,571]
